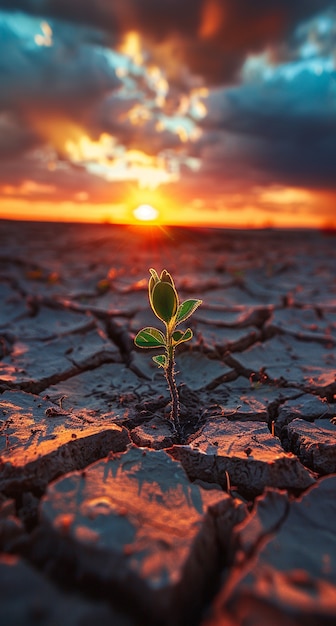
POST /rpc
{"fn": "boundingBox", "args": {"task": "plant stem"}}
[165,328,180,437]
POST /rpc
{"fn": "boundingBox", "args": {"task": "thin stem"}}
[165,326,180,437]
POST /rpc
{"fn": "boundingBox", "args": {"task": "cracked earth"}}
[0,220,336,625]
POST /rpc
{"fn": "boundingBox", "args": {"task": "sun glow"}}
[133,204,159,222]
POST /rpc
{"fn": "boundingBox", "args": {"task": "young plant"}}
[134,268,202,436]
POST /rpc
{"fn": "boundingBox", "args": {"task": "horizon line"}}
[1,216,335,234]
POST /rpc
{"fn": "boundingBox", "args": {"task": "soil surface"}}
[1,220,336,625]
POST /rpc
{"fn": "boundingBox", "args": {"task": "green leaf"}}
[134,327,166,349]
[172,329,184,343]
[172,328,193,345]
[148,269,160,310]
[176,299,202,325]
[152,354,167,368]
[159,270,175,289]
[151,281,178,323]
[149,268,160,283]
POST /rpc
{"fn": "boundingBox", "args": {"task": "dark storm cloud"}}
[0,0,333,84]
[0,14,121,165]
[0,19,120,116]
[251,130,336,190]
[0,112,40,159]
[204,71,336,141]
[202,67,336,189]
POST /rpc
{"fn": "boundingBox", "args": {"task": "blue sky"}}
[0,0,335,226]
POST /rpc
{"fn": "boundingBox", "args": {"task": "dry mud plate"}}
[1,221,336,625]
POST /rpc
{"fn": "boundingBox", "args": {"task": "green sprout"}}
[134,268,202,436]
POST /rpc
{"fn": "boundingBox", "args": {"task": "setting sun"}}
[133,204,159,222]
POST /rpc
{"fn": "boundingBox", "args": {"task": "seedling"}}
[134,269,202,436]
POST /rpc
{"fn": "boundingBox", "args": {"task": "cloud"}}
[0,17,120,118]
[0,112,40,159]
[202,63,336,189]
[0,146,129,204]
[0,0,333,85]
[91,94,183,156]
[0,11,123,172]
[0,1,335,226]
[0,10,204,165]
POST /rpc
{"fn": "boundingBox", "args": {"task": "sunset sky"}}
[1,0,336,228]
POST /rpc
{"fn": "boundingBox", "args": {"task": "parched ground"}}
[1,220,336,626]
